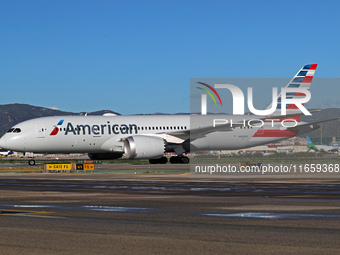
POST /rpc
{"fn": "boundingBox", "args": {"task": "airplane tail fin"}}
[266,64,318,120]
[306,136,318,151]
[306,136,313,146]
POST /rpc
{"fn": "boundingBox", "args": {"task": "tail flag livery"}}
[266,64,317,119]
[253,64,319,139]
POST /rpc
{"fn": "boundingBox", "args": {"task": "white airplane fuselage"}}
[0,114,314,155]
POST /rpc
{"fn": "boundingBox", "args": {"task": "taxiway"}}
[0,169,340,254]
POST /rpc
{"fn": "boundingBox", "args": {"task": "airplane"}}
[0,64,339,165]
[0,149,13,157]
[306,136,339,153]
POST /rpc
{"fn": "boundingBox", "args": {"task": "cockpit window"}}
[7,128,15,133]
[13,128,21,133]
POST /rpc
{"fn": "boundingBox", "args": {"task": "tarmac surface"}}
[1,164,340,254]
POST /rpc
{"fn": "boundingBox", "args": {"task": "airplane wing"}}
[161,113,317,141]
[285,117,340,131]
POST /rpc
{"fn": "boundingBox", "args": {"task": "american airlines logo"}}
[50,119,64,135]
[50,120,138,136]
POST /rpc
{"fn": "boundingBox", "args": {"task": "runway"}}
[1,170,340,254]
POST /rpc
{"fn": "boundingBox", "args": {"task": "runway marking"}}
[83,205,153,212]
[0,209,52,215]
[0,204,155,213]
[204,212,340,219]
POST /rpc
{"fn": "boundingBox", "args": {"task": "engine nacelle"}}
[88,152,123,160]
[124,136,167,159]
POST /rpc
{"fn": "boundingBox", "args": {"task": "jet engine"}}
[124,135,167,159]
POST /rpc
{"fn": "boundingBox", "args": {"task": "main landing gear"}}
[169,156,189,164]
[148,156,189,164]
[28,159,36,166]
[149,156,168,164]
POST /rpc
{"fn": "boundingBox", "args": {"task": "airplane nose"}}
[0,135,7,149]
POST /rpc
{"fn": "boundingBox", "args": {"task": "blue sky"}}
[1,0,339,114]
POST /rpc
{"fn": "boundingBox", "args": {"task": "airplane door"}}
[35,124,45,138]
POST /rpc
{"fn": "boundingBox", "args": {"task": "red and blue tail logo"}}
[271,64,317,113]
[50,119,64,136]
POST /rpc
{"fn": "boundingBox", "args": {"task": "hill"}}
[300,108,340,139]
[0,104,120,135]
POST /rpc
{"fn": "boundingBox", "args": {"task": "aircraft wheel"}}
[159,156,168,164]
[149,156,168,164]
[180,156,190,164]
[170,156,190,164]
[149,159,157,164]
[28,159,36,166]
[170,156,180,164]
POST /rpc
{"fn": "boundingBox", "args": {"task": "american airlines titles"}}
[63,122,138,135]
